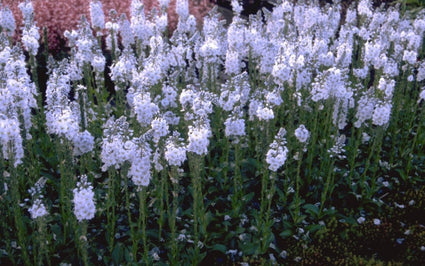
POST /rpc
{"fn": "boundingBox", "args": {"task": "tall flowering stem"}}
[168,166,180,264]
[260,170,278,253]
[347,125,362,185]
[73,175,95,265]
[261,128,288,253]
[406,94,425,176]
[231,141,242,215]
[317,100,339,215]
[82,64,95,119]
[156,168,168,241]
[305,105,320,181]
[360,127,384,199]
[77,221,89,266]
[28,178,50,265]
[164,135,186,263]
[33,216,49,266]
[29,54,41,108]
[319,157,336,215]
[294,149,304,223]
[123,165,139,261]
[106,168,118,254]
[188,152,206,264]
[293,124,310,222]
[56,138,75,243]
[137,187,149,265]
[9,159,31,266]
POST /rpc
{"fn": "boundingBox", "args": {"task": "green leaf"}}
[279,229,293,238]
[303,203,319,217]
[240,241,260,256]
[124,246,132,263]
[242,192,255,202]
[306,224,324,234]
[293,214,307,224]
[211,244,227,253]
[112,243,123,265]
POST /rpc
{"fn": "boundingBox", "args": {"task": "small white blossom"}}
[294,124,310,143]
[92,54,106,73]
[28,199,48,219]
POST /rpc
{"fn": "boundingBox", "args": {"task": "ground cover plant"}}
[1,0,425,264]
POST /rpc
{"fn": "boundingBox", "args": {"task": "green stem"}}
[360,127,383,198]
[35,217,49,266]
[123,168,138,262]
[294,149,303,223]
[231,142,242,215]
[261,171,277,253]
[168,166,180,265]
[157,168,167,241]
[56,138,74,244]
[306,106,319,180]
[78,89,86,131]
[223,138,230,186]
[138,188,149,265]
[348,126,362,186]
[83,64,95,109]
[0,151,16,265]
[406,105,425,175]
[319,159,336,215]
[10,159,31,266]
[78,221,89,266]
[189,153,205,265]
[106,168,117,253]
[368,127,384,198]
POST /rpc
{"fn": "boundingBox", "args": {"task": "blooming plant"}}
[1,0,425,264]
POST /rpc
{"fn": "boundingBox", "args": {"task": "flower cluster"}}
[0,28,37,166]
[187,123,211,156]
[44,60,95,156]
[294,124,310,143]
[19,1,40,56]
[165,134,187,167]
[0,6,16,36]
[128,141,152,188]
[27,178,48,219]
[73,175,96,222]
[0,117,24,167]
[266,128,288,172]
[100,116,135,171]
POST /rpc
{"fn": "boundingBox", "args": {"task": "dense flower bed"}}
[1,0,425,264]
[1,0,212,50]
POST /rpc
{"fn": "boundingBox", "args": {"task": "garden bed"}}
[1,0,425,264]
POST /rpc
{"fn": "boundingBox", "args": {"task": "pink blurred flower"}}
[3,0,213,51]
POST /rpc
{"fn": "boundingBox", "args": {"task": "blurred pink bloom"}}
[2,0,213,51]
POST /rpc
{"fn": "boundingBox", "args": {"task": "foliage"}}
[1,0,425,264]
